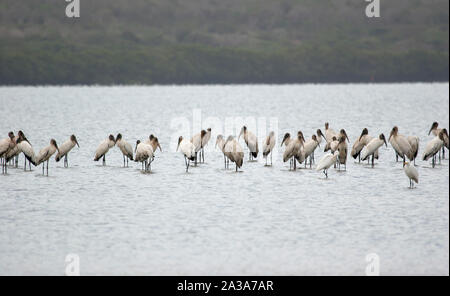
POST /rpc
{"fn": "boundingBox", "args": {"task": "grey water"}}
[0,83,448,275]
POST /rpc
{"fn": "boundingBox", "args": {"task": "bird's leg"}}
[102,155,106,166]
[24,157,27,171]
[443,147,446,159]
[372,154,374,168]
[46,160,49,176]
[195,152,198,166]
[42,163,44,175]
[202,148,205,163]
[358,153,361,163]
[293,158,296,171]
[270,152,273,166]
[187,159,190,173]
[235,163,238,172]
[15,155,18,168]
[396,153,398,162]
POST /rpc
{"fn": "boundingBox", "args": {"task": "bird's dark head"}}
[207,128,211,132]
[149,134,155,140]
[340,129,349,142]
[8,131,14,139]
[176,136,183,151]
[281,133,290,146]
[325,122,329,130]
[109,134,116,143]
[379,133,387,147]
[116,133,122,141]
[51,139,58,149]
[429,122,439,135]
[389,126,398,141]
[359,128,369,141]
[71,134,80,147]
[201,130,207,138]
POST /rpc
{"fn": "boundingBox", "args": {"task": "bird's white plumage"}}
[36,143,58,165]
[94,138,115,161]
[116,138,133,160]
[390,134,412,159]
[262,132,276,157]
[361,138,385,161]
[179,138,196,159]
[404,162,419,184]
[135,142,153,162]
[316,151,339,171]
[422,136,444,161]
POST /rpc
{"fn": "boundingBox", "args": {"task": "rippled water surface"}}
[0,83,449,275]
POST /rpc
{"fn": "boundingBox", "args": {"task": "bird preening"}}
[1,120,448,189]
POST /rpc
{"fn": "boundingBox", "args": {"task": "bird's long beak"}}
[281,139,285,147]
[238,130,242,141]
[384,139,387,147]
[76,140,80,148]
[428,126,433,135]
[346,134,350,143]
[176,143,180,152]
[158,143,162,152]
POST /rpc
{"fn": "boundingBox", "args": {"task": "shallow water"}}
[0,83,448,275]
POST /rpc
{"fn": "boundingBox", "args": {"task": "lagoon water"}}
[0,83,448,275]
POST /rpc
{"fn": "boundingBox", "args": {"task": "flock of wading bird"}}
[0,122,449,188]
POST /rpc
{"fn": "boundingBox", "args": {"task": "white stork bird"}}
[55,134,80,168]
[316,151,339,178]
[324,136,339,153]
[177,136,196,172]
[324,122,338,144]
[429,122,446,160]
[238,126,259,161]
[300,134,320,168]
[262,131,276,166]
[215,135,228,169]
[200,128,212,163]
[94,135,116,165]
[0,132,16,174]
[223,136,244,172]
[311,129,326,164]
[422,130,445,168]
[134,140,154,172]
[361,134,387,167]
[407,136,420,166]
[351,128,378,163]
[36,139,59,175]
[283,131,304,171]
[389,126,413,165]
[336,136,348,171]
[115,133,133,167]
[191,130,207,165]
[6,132,36,171]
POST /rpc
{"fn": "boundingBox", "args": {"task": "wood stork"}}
[215,135,228,169]
[262,131,276,166]
[316,151,339,178]
[324,136,339,153]
[407,136,419,166]
[429,122,446,160]
[422,130,445,168]
[191,130,206,166]
[36,139,59,176]
[6,134,36,171]
[336,136,348,171]
[115,133,133,167]
[8,130,30,168]
[283,131,304,171]
[281,133,294,169]
[199,128,212,163]
[146,136,161,171]
[300,134,320,168]
[361,134,387,167]
[223,136,244,172]
[94,135,116,165]
[0,132,15,174]
[134,140,154,172]
[351,128,379,163]
[144,134,155,145]
[177,136,196,172]
[16,137,36,169]
[311,129,326,164]
[55,135,80,168]
[324,122,337,144]
[239,126,259,161]
[389,126,413,165]
[403,162,418,189]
